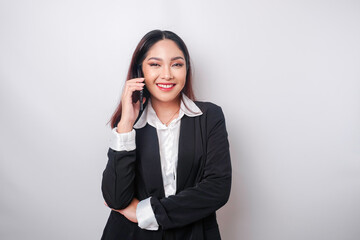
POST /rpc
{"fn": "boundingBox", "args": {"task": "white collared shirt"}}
[109,93,202,231]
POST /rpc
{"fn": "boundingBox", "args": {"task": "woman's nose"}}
[161,66,173,80]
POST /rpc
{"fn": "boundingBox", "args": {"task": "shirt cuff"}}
[109,128,136,151]
[136,197,159,231]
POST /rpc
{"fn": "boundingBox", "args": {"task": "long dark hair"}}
[109,30,195,128]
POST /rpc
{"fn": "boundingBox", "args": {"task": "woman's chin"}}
[150,92,181,105]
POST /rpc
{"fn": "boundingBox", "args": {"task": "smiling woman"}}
[142,39,186,108]
[101,30,232,240]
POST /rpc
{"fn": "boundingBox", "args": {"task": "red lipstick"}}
[156,83,176,91]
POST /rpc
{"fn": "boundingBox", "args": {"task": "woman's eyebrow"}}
[147,57,162,61]
[171,56,185,61]
[147,56,185,61]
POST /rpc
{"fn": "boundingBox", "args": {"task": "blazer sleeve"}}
[101,148,136,210]
[150,104,232,230]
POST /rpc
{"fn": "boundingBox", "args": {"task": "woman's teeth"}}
[157,84,175,88]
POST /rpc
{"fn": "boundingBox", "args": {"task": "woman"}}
[101,30,231,240]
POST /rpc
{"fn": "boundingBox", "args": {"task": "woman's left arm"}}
[150,104,232,230]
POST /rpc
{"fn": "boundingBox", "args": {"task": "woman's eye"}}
[172,63,184,67]
[149,63,160,67]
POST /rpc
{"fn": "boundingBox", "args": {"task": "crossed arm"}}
[102,105,231,230]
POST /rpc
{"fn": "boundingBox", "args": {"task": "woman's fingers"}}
[123,78,145,91]
[103,198,139,223]
[116,78,146,131]
[124,78,145,91]
[123,86,144,99]
[104,202,124,214]
[123,83,144,93]
[127,77,145,83]
[122,80,145,101]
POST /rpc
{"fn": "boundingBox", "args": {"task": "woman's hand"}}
[117,78,145,133]
[105,198,139,223]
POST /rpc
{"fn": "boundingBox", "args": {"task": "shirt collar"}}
[133,93,203,129]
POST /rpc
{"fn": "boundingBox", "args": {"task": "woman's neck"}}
[151,95,181,125]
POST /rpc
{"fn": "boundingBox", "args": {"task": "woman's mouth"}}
[156,83,176,91]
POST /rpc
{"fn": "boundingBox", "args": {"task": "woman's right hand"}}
[116,78,145,133]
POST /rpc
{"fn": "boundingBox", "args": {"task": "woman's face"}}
[142,39,187,105]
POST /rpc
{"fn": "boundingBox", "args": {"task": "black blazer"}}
[101,101,232,240]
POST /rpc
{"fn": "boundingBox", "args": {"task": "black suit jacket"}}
[101,101,232,240]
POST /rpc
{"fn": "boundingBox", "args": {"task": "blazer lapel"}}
[177,115,201,192]
[136,124,165,198]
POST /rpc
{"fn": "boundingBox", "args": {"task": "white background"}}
[1,0,359,239]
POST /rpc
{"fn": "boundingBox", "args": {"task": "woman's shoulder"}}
[193,101,227,134]
[194,101,225,119]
